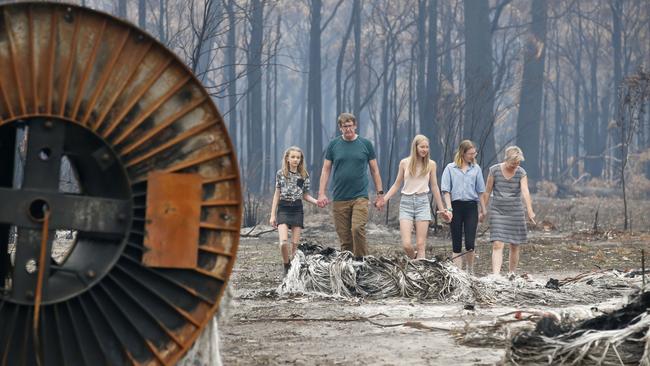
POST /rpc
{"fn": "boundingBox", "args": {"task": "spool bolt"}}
[25,259,37,274]
[64,8,74,22]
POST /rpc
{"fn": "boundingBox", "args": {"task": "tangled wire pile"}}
[492,269,641,306]
[279,243,495,303]
[278,243,643,307]
[507,291,650,365]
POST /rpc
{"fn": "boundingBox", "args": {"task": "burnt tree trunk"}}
[225,0,238,148]
[336,3,355,115]
[138,0,146,30]
[515,0,547,187]
[423,0,441,161]
[584,41,601,178]
[307,0,323,186]
[352,0,361,119]
[463,0,497,168]
[611,0,623,182]
[247,0,264,193]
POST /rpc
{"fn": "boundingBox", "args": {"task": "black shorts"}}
[276,199,304,228]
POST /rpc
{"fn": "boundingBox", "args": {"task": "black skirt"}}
[276,199,304,228]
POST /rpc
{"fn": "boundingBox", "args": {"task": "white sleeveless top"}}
[401,160,431,195]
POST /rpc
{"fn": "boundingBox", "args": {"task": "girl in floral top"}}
[270,146,318,275]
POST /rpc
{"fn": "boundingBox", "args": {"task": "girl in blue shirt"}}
[441,140,487,272]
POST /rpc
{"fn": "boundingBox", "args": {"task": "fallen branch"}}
[365,319,451,332]
[241,227,276,238]
[237,314,451,332]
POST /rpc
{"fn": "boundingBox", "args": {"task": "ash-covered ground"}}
[220,196,650,365]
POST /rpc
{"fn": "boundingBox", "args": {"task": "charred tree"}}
[157,0,168,45]
[336,2,355,115]
[416,0,427,136]
[193,0,222,84]
[515,0,547,187]
[584,37,602,179]
[118,0,127,19]
[463,0,497,168]
[247,0,264,193]
[610,0,624,181]
[307,0,324,186]
[423,0,441,162]
[225,0,238,148]
[352,0,362,118]
[572,6,583,178]
[138,0,146,30]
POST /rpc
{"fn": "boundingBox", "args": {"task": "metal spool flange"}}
[0,3,241,365]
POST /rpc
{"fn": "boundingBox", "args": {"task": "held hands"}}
[317,194,330,208]
[374,195,385,211]
[479,211,486,223]
[436,210,452,223]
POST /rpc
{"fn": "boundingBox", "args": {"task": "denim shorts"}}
[399,193,432,221]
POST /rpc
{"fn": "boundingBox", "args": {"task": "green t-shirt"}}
[325,136,376,201]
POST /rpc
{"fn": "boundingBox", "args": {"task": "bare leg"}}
[290,226,302,258]
[491,241,504,275]
[278,224,290,263]
[414,221,429,259]
[465,250,475,273]
[399,219,415,259]
[508,244,520,273]
[452,253,463,268]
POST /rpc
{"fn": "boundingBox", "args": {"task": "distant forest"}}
[58,0,650,196]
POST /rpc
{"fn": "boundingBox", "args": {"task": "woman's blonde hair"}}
[453,139,477,166]
[504,146,525,163]
[408,135,432,177]
[281,146,308,178]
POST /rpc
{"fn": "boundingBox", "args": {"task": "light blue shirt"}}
[440,162,486,202]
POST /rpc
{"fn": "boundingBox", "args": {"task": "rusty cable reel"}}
[0,2,241,365]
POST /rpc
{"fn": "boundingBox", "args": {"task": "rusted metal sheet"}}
[143,171,202,268]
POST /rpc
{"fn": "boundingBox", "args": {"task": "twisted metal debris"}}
[280,243,495,303]
[494,269,641,306]
[507,291,650,365]
[278,243,642,306]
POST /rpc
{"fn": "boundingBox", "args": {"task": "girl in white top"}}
[380,135,450,259]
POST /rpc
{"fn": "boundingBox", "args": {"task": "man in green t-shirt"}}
[317,113,384,258]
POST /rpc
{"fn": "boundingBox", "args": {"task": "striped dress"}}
[488,164,528,244]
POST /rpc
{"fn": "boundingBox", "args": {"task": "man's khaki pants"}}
[332,198,369,257]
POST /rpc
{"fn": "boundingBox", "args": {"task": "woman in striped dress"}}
[482,146,536,276]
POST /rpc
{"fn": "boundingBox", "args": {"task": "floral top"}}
[276,170,310,201]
